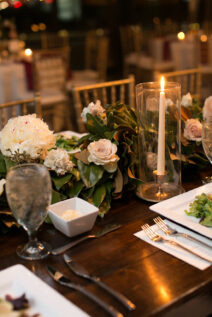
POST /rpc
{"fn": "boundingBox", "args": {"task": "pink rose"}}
[203,96,212,119]
[184,119,202,141]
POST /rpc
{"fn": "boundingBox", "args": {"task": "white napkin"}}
[134,219,212,270]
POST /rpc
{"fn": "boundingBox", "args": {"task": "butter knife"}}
[51,224,121,255]
[63,254,136,311]
[46,265,123,317]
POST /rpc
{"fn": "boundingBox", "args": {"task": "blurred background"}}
[0,0,211,80]
[0,0,212,131]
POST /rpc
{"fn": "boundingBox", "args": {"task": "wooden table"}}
[0,170,212,317]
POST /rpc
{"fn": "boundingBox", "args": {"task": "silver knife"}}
[63,254,136,311]
[46,265,123,317]
[51,224,122,256]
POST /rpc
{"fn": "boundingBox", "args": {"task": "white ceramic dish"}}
[0,264,89,317]
[55,131,88,154]
[150,183,212,239]
[55,131,87,139]
[48,197,98,237]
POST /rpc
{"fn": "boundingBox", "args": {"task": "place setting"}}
[1,4,212,315]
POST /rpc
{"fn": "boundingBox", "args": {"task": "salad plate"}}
[150,183,212,239]
[55,131,87,154]
[0,264,90,317]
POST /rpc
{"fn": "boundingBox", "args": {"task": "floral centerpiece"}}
[0,102,141,223]
[180,93,211,170]
[0,95,211,232]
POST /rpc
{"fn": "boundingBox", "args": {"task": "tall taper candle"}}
[157,77,166,175]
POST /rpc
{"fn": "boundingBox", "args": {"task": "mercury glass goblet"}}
[201,116,212,183]
[6,163,52,260]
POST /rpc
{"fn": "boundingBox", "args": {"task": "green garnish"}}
[185,193,212,227]
[56,136,79,152]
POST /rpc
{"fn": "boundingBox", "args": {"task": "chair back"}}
[72,75,135,132]
[41,32,69,49]
[33,47,70,92]
[155,68,202,100]
[0,92,41,128]
[119,25,142,56]
[85,31,109,81]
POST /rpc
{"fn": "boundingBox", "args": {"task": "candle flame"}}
[160,76,165,91]
[25,48,32,56]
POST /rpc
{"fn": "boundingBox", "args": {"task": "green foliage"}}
[185,193,212,227]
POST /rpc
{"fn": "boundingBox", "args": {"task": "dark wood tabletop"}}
[0,169,212,317]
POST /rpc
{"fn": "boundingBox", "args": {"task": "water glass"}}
[6,163,52,260]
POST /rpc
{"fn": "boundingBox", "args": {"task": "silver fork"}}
[154,216,212,249]
[141,224,212,263]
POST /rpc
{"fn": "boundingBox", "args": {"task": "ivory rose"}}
[44,149,74,175]
[203,96,212,119]
[181,93,192,107]
[81,100,106,123]
[0,114,55,161]
[146,152,157,170]
[87,139,119,172]
[184,119,202,141]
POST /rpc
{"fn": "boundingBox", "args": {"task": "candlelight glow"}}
[177,31,185,40]
[25,48,32,56]
[200,34,208,42]
[160,76,165,91]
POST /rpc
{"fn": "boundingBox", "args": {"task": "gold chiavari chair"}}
[32,47,72,131]
[119,24,143,77]
[155,68,202,100]
[68,30,109,89]
[0,92,41,128]
[72,75,135,132]
[41,32,69,50]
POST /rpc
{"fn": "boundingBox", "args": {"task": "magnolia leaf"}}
[104,130,116,140]
[128,168,144,186]
[181,106,192,121]
[77,161,104,188]
[52,173,72,190]
[98,196,111,218]
[105,181,113,195]
[45,214,52,224]
[74,149,89,164]
[4,157,16,171]
[93,184,106,207]
[67,181,84,198]
[51,189,67,204]
[0,153,6,174]
[71,168,81,181]
[86,113,108,136]
[114,168,123,193]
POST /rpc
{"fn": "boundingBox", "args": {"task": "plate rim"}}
[0,264,89,317]
[149,183,212,239]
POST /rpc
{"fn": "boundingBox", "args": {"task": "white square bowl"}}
[48,197,99,237]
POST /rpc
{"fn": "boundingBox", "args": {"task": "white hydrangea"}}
[44,149,74,175]
[181,93,192,107]
[0,114,55,161]
[81,100,106,123]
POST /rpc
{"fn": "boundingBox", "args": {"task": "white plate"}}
[55,131,88,154]
[0,264,90,317]
[55,131,87,139]
[150,183,212,239]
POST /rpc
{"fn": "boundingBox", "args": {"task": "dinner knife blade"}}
[63,254,136,311]
[51,224,122,255]
[46,265,123,317]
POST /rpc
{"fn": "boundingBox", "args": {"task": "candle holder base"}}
[136,183,184,203]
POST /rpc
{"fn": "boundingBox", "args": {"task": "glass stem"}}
[28,231,38,245]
